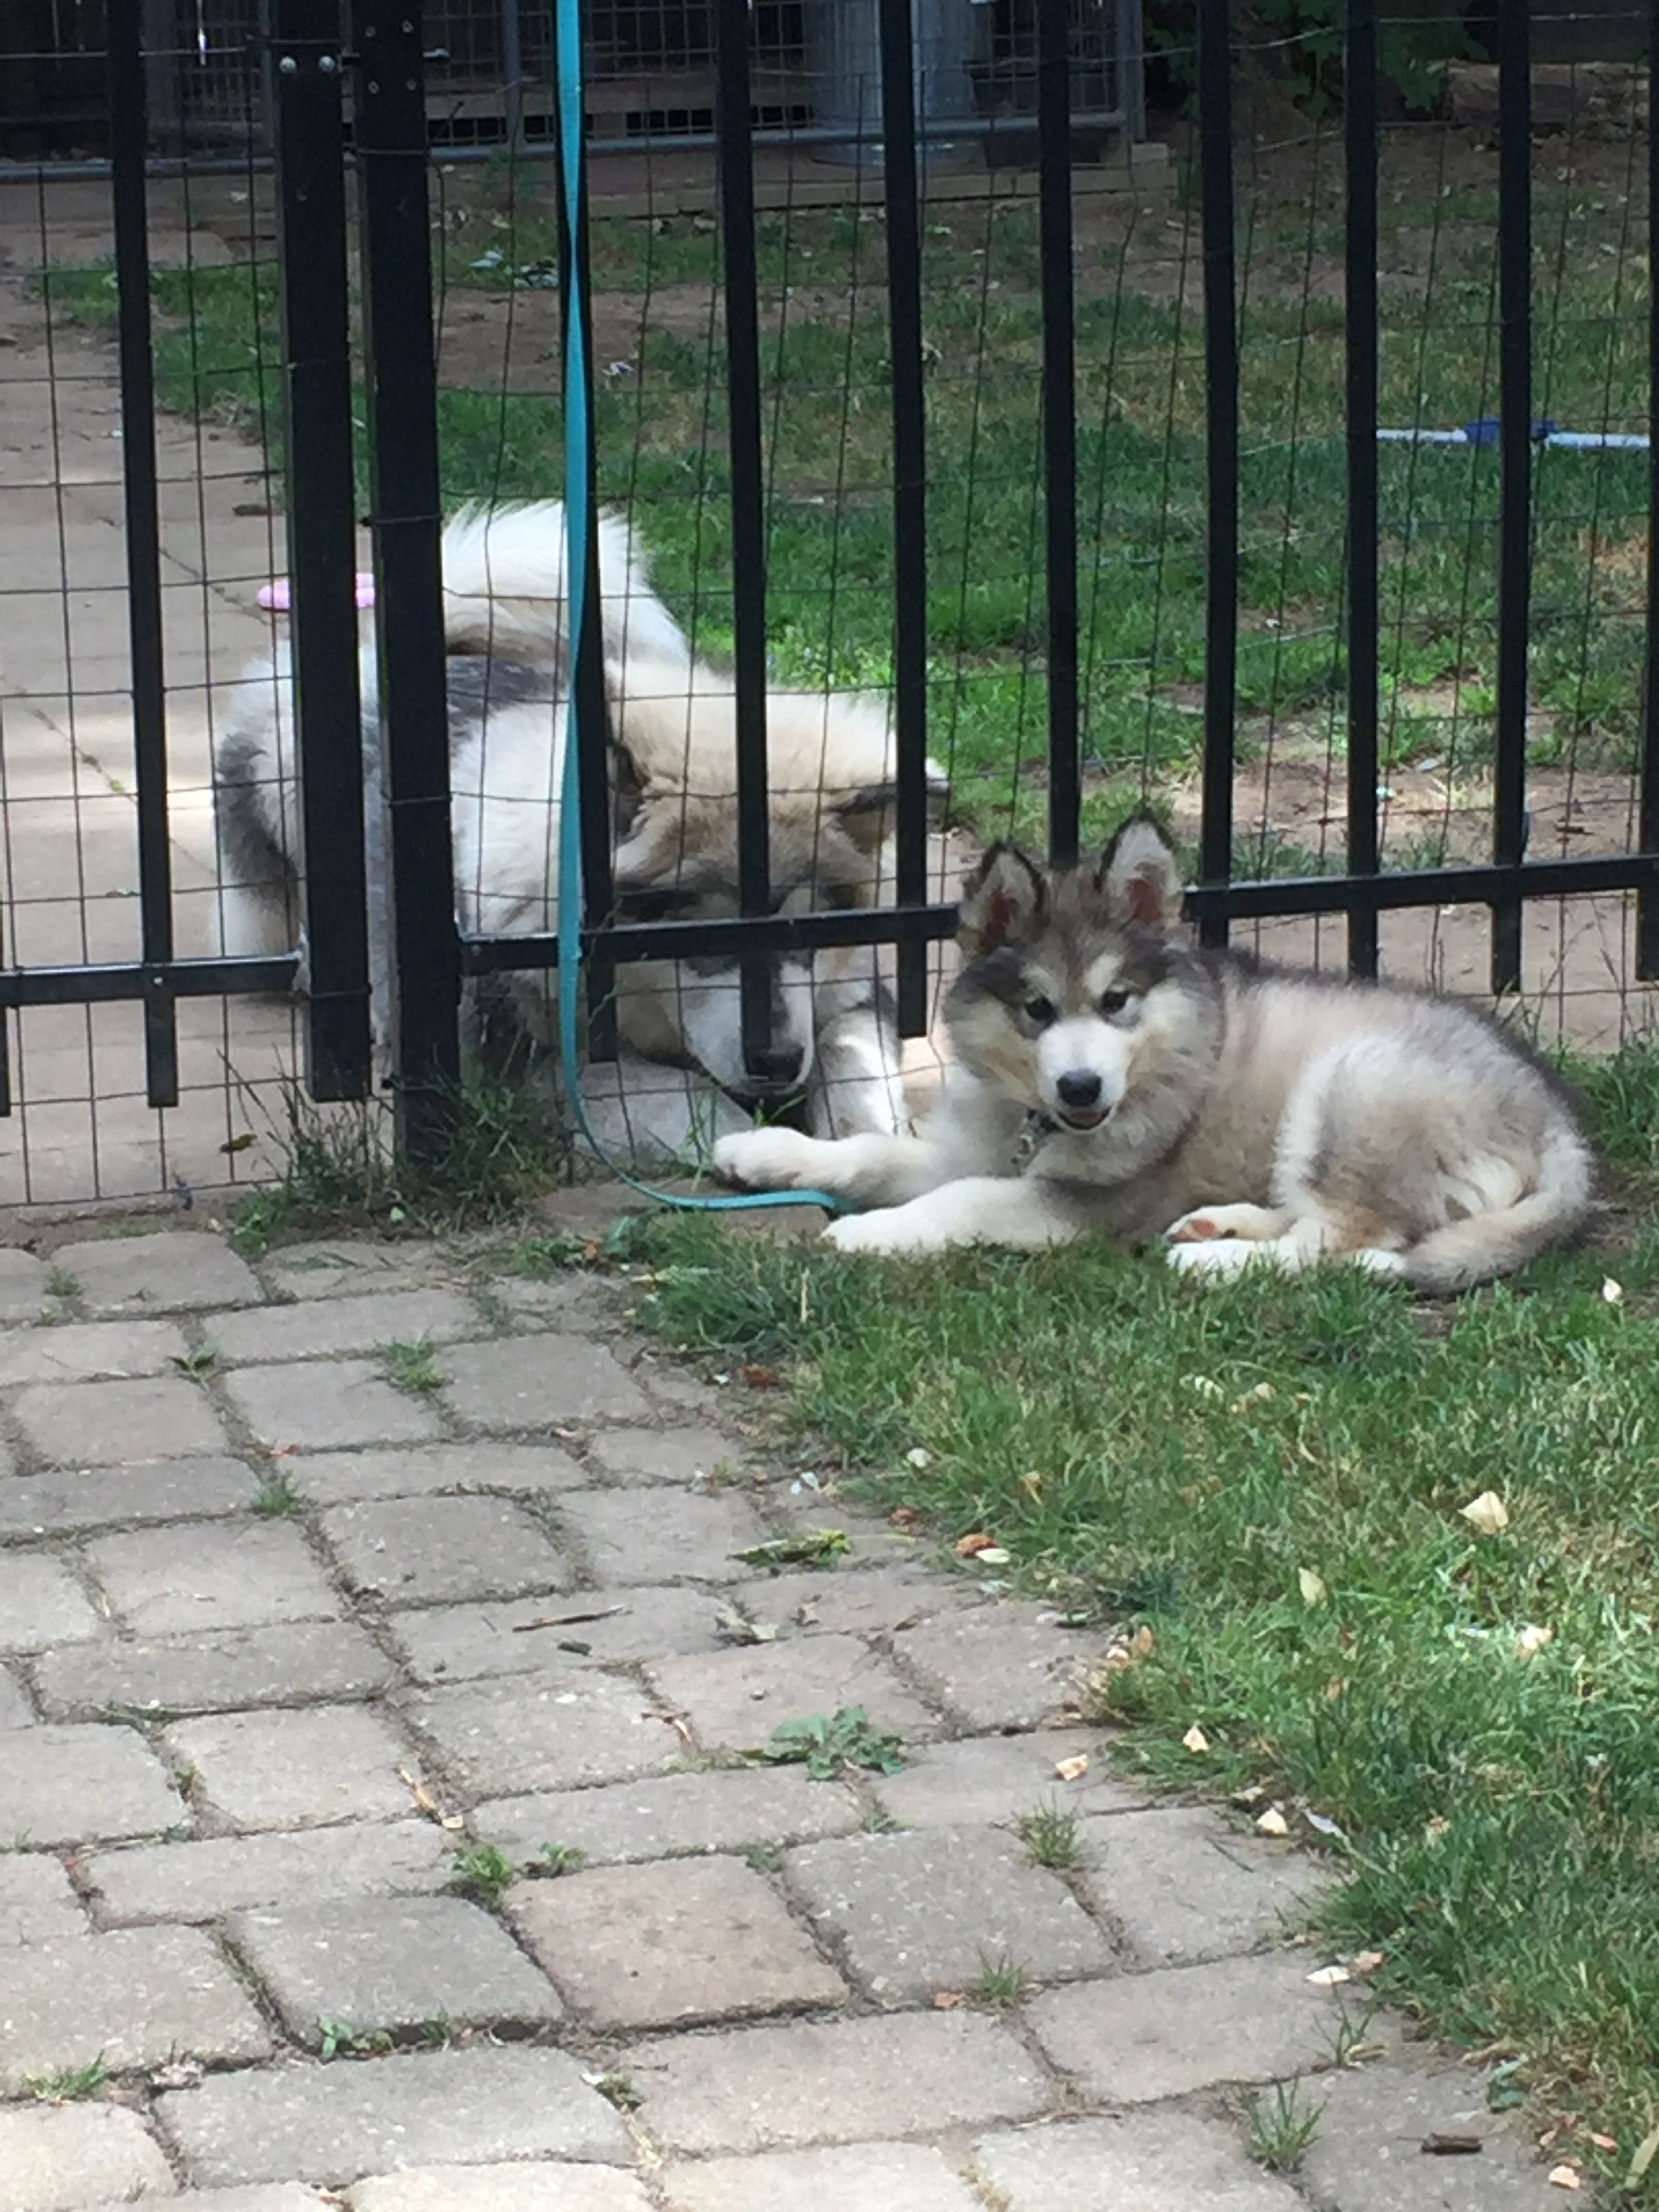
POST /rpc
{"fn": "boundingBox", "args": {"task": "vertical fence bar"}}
[501,0,525,155]
[1195,0,1236,945]
[1344,0,1380,977]
[351,0,461,1154]
[1038,0,1080,865]
[270,0,371,1101]
[107,1,180,1108]
[714,0,774,1078]
[552,6,617,1060]
[1491,0,1532,996]
[1640,0,1659,980]
[1114,0,1146,145]
[878,0,929,1033]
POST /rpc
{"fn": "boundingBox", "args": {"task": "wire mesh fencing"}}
[1,1,1656,1214]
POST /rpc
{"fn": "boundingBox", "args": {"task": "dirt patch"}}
[436,281,869,393]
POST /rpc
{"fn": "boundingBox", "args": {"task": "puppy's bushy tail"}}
[440,501,690,671]
[1401,1118,1596,1293]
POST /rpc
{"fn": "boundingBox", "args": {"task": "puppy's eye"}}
[1024,996,1057,1027]
[1099,987,1132,1017]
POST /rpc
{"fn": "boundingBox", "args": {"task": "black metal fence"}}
[1,0,1658,1206]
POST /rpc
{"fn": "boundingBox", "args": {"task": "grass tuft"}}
[1246,2079,1324,2171]
[224,1073,571,1259]
[1015,1803,1084,1871]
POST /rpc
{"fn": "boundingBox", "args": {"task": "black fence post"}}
[270,0,372,1102]
[1037,0,1080,867]
[878,0,930,1034]
[1344,0,1380,978]
[107,1,180,1108]
[1492,0,1532,997]
[713,0,775,1080]
[1195,0,1237,946]
[551,47,618,1063]
[350,0,461,1157]
[1640,0,1659,981]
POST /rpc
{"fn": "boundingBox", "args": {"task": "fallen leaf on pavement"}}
[955,1532,997,1557]
[1420,2133,1483,2156]
[1054,1754,1090,1783]
[716,1603,779,1645]
[1547,2165,1583,2190]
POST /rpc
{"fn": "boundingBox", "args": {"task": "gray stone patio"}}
[0,1218,1565,2209]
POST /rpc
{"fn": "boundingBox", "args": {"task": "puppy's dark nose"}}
[747,1047,805,1088]
[1057,1070,1103,1110]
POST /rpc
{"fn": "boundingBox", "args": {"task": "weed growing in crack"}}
[1246,2079,1324,2171]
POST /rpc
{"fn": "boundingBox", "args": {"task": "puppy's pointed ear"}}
[1097,812,1183,930]
[958,844,1047,956]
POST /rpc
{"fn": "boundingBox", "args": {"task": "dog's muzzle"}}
[1053,1069,1109,1132]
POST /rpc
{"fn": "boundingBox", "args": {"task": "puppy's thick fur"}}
[714,815,1595,1290]
[214,501,929,1143]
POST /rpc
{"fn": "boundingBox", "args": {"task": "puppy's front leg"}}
[804,1001,910,1139]
[717,1071,1024,1212]
[714,1126,949,1210]
[824,1175,1081,1256]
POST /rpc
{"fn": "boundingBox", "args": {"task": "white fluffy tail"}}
[1402,1118,1595,1292]
[440,501,690,671]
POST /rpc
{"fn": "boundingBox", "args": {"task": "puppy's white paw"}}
[1165,1203,1283,1245]
[823,1210,918,1256]
[1352,1246,1409,1278]
[712,1126,824,1193]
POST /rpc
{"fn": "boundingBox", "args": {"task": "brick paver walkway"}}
[0,1215,1563,2209]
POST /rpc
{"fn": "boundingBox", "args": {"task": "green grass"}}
[223,1072,571,1259]
[967,1952,1033,2009]
[1015,1802,1084,1870]
[610,1044,1659,2179]
[1246,2078,1325,2172]
[380,1338,445,1396]
[39,168,1654,838]
[251,1467,304,1518]
[449,1843,518,1910]
[27,2061,107,2102]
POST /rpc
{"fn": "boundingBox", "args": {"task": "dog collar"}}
[1012,1111,1059,1170]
